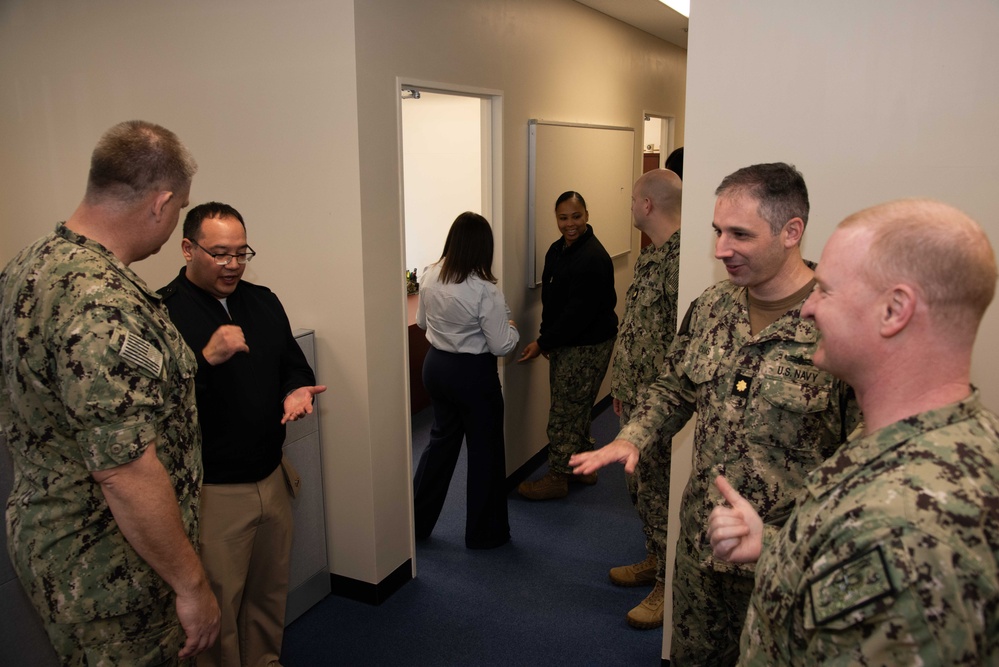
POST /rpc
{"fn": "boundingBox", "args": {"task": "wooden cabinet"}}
[643,151,660,173]
[407,293,431,414]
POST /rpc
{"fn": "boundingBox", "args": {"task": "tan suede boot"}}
[626,579,665,629]
[517,470,569,500]
[609,552,657,587]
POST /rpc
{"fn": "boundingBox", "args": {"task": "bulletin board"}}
[527,119,635,287]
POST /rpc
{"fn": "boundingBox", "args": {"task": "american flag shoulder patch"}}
[119,329,164,377]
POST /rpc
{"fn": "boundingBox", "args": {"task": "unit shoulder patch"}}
[808,545,896,626]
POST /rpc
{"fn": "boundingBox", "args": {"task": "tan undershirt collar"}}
[748,279,815,334]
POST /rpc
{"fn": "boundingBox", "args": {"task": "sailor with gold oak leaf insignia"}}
[570,163,860,667]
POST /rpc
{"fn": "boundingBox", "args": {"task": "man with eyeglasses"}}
[160,201,326,667]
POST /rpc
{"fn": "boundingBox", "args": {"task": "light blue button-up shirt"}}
[416,261,519,356]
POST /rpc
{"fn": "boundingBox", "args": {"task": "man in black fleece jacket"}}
[160,201,325,667]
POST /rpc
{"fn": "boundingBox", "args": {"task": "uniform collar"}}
[175,266,244,306]
[711,281,819,347]
[804,390,984,499]
[636,228,680,265]
[55,222,163,302]
[560,223,594,252]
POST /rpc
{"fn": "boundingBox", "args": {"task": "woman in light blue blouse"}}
[413,212,520,549]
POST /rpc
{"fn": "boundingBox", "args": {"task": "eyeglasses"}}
[189,240,256,266]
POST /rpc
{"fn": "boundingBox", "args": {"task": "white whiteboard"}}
[528,119,635,287]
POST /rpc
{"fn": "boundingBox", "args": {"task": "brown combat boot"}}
[517,470,569,500]
[609,552,657,587]
[626,579,665,629]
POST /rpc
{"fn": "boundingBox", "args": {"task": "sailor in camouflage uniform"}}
[0,121,219,665]
[709,199,999,665]
[606,169,682,630]
[572,163,859,666]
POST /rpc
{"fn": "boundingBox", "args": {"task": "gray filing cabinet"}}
[284,329,331,624]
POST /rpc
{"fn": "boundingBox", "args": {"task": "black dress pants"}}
[413,346,510,548]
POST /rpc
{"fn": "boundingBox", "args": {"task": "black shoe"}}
[466,533,510,549]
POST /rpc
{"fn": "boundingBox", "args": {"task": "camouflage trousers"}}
[44,597,191,666]
[669,530,755,667]
[546,338,615,474]
[619,402,670,582]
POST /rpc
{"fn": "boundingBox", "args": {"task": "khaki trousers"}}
[197,464,293,667]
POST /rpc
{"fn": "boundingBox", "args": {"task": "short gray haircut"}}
[85,120,197,203]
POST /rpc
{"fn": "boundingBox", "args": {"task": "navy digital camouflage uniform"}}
[618,274,860,666]
[610,231,680,568]
[0,224,201,664]
[740,392,999,666]
[547,339,615,473]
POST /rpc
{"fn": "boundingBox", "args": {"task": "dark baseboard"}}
[507,445,549,490]
[506,394,614,492]
[329,558,412,606]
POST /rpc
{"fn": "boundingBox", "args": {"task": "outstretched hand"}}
[707,475,763,564]
[282,385,327,424]
[569,439,640,475]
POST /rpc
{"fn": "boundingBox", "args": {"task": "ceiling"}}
[574,0,688,49]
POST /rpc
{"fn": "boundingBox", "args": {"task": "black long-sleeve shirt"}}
[160,269,315,483]
[538,224,618,350]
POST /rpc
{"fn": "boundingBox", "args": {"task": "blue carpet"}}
[281,404,662,666]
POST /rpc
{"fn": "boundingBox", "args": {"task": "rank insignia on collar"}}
[732,374,752,398]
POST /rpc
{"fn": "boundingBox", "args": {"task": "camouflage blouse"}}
[740,393,999,665]
[610,230,680,406]
[618,278,860,570]
[0,224,200,623]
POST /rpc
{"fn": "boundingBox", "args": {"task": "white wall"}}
[403,92,482,275]
[667,0,999,658]
[643,116,663,153]
[0,0,374,579]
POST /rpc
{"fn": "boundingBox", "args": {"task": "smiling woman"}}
[555,194,589,246]
[516,191,618,501]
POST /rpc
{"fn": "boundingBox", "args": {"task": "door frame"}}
[396,79,504,573]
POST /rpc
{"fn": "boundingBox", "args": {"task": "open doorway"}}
[642,113,676,169]
[640,114,676,248]
[401,89,484,415]
[398,82,503,565]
